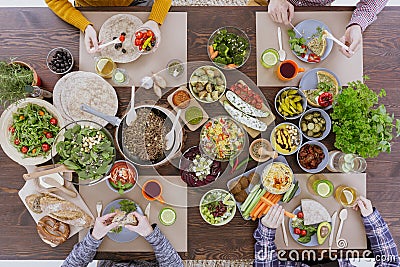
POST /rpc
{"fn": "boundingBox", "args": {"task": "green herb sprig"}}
[331,76,400,158]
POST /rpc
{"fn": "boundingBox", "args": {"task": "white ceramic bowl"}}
[297,140,329,173]
[275,87,307,120]
[199,189,236,226]
[299,108,331,141]
[0,98,65,166]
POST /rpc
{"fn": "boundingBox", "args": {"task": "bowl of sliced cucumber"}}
[299,108,331,141]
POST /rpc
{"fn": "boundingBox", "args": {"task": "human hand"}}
[268,0,294,25]
[125,212,154,237]
[339,24,362,58]
[137,20,161,52]
[91,212,119,240]
[84,25,99,54]
[261,205,284,229]
[353,196,373,217]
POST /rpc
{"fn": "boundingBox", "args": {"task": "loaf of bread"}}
[26,193,93,228]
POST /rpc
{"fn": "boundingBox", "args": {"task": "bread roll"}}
[25,193,93,228]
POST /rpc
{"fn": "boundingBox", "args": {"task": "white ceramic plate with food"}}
[0,98,65,166]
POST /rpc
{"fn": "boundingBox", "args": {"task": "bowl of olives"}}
[46,47,74,75]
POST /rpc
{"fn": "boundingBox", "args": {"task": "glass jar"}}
[327,150,367,173]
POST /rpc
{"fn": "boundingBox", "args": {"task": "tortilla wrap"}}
[301,199,331,225]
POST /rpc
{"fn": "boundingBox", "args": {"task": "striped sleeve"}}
[148,0,172,25]
[45,0,92,32]
[348,0,388,31]
[144,226,184,267]
[62,231,102,267]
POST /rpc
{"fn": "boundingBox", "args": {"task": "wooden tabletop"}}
[0,6,399,261]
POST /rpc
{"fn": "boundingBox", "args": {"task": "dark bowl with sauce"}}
[106,160,138,195]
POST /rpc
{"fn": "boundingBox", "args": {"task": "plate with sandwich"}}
[103,198,143,243]
[299,68,340,110]
[288,19,333,63]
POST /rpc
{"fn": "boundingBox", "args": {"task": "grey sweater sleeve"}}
[62,230,102,267]
[144,226,184,267]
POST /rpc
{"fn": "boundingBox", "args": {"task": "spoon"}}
[277,27,286,61]
[42,176,77,198]
[125,85,137,126]
[165,109,181,151]
[335,208,348,243]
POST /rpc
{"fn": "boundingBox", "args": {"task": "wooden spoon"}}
[258,147,278,159]
[23,165,72,181]
[42,176,77,198]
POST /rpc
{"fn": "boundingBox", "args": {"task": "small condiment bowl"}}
[46,47,74,75]
[132,27,160,55]
[299,108,331,141]
[297,141,329,173]
[106,160,138,195]
[249,138,275,162]
[274,87,307,120]
[270,122,303,156]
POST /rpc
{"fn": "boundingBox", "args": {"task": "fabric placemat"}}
[256,12,363,87]
[79,12,187,87]
[275,173,367,250]
[79,176,187,252]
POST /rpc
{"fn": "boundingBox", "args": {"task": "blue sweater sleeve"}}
[62,230,102,267]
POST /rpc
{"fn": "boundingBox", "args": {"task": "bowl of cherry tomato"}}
[133,28,159,54]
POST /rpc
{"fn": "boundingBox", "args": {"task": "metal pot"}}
[81,104,183,167]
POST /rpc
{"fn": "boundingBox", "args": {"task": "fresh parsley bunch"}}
[331,77,400,158]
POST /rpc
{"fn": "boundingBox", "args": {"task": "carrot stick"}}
[262,205,271,215]
[210,51,219,60]
[254,202,267,218]
[249,200,263,218]
[260,197,296,218]
[208,45,214,55]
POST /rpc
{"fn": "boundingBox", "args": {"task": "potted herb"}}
[331,76,400,158]
[0,60,39,107]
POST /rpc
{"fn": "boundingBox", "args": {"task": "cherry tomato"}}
[318,92,333,107]
[147,30,154,38]
[119,35,125,42]
[45,132,53,138]
[134,38,141,46]
[42,143,51,152]
[21,146,28,154]
[14,139,20,145]
[297,211,304,219]
[300,230,307,237]
[8,126,15,133]
[294,227,301,235]
[135,31,143,39]
[139,45,143,51]
[49,117,58,125]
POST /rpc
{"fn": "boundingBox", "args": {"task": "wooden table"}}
[0,6,399,261]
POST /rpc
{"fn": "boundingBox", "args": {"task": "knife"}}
[329,211,338,248]
[144,203,151,219]
[281,219,288,247]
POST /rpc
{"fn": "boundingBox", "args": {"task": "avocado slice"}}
[317,222,331,245]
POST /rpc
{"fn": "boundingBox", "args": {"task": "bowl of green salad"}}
[207,26,250,70]
[52,120,116,186]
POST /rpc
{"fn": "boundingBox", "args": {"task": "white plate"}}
[199,189,236,226]
[0,98,65,166]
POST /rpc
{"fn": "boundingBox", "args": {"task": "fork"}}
[96,201,103,218]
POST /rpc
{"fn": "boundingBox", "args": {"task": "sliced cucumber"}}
[240,184,260,212]
[282,181,299,203]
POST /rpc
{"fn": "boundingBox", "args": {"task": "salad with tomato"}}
[199,116,245,161]
[291,210,318,244]
[9,103,59,157]
[133,29,157,53]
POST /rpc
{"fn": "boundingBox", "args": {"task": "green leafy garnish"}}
[331,76,400,158]
[288,29,306,56]
[56,125,114,181]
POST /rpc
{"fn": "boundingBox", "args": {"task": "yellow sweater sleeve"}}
[148,0,172,25]
[45,0,92,32]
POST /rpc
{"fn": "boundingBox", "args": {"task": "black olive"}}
[114,43,120,49]
[121,32,126,36]
[113,37,117,40]
[122,49,126,53]
[151,41,156,47]
[146,46,151,51]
